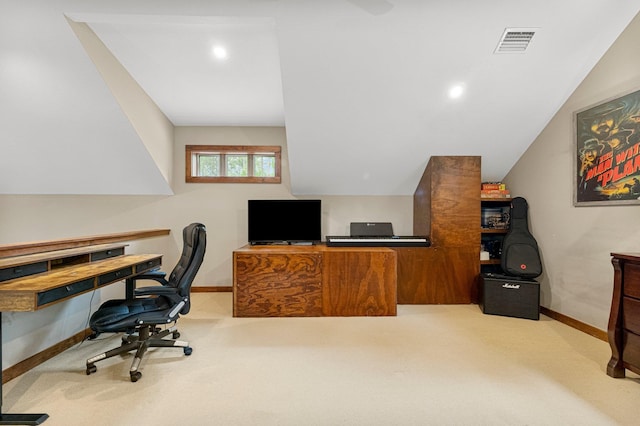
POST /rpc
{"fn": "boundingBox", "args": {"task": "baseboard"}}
[191,286,232,292]
[2,328,91,385]
[540,306,607,342]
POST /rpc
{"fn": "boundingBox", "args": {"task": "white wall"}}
[0,125,412,370]
[173,126,414,245]
[504,12,640,330]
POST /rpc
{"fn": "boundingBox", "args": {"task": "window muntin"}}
[186,145,281,183]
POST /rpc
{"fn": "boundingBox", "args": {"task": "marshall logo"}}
[502,283,520,289]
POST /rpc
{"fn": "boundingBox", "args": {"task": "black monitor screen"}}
[248,199,321,244]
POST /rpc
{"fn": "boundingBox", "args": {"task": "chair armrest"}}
[134,286,177,297]
[131,269,169,286]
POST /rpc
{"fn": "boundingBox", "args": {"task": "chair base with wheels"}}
[86,323,193,382]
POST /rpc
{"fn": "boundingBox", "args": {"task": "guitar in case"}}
[500,197,542,279]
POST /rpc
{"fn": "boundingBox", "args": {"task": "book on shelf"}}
[481,189,510,198]
[481,182,506,190]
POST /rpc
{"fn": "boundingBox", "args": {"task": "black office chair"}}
[86,223,206,382]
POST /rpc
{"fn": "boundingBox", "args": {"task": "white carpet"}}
[3,293,639,425]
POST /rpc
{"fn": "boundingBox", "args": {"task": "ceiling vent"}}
[494,28,536,53]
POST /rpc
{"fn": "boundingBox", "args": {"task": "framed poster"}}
[575,88,640,206]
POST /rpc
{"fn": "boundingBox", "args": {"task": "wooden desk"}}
[0,243,162,424]
[233,244,396,317]
[607,252,640,378]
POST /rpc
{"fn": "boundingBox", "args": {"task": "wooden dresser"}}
[607,252,640,378]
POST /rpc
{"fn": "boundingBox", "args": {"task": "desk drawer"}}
[136,257,161,273]
[0,261,48,282]
[98,266,133,287]
[623,262,640,299]
[91,247,125,261]
[37,278,95,306]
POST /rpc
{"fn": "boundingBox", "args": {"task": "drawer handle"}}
[106,250,112,255]
[115,271,121,277]
[66,286,72,292]
[14,267,22,273]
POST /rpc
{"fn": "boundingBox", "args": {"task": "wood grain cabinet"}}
[233,245,396,317]
[608,252,640,378]
[234,249,324,317]
[407,155,481,304]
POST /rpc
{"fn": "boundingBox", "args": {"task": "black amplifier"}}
[479,273,540,320]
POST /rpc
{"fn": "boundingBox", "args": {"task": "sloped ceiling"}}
[0,2,173,195]
[2,1,639,195]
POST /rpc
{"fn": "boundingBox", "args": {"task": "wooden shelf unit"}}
[410,155,481,304]
[480,228,509,234]
[480,197,511,274]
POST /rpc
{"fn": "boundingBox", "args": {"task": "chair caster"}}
[173,331,181,339]
[86,364,97,375]
[184,346,193,356]
[130,371,142,382]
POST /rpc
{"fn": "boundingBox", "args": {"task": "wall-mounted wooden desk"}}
[233,244,397,317]
[0,243,162,425]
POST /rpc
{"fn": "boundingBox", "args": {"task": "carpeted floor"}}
[3,293,639,426]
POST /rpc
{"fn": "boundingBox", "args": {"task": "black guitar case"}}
[500,197,542,279]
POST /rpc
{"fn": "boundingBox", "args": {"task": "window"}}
[186,145,281,183]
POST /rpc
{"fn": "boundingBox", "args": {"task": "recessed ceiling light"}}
[212,45,228,60]
[448,84,465,99]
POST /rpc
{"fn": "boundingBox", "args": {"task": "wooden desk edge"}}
[0,229,170,258]
[0,243,128,269]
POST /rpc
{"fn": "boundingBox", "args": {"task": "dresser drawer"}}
[623,262,640,298]
[98,266,133,286]
[0,261,48,283]
[37,278,95,306]
[623,296,640,334]
[622,330,640,370]
[91,247,125,261]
